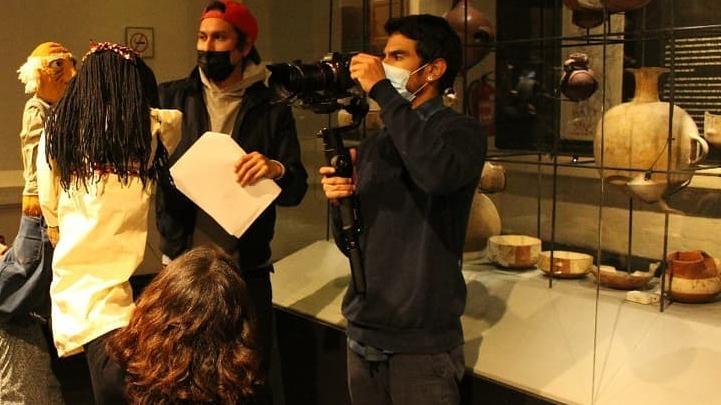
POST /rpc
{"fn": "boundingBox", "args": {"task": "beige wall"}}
[0,0,333,174]
[0,0,209,172]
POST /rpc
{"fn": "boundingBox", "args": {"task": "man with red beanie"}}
[156,1,308,403]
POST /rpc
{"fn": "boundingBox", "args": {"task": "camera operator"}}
[155,1,308,402]
[320,14,486,405]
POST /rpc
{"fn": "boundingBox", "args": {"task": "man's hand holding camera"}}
[235,151,284,186]
[349,53,386,93]
[319,148,357,203]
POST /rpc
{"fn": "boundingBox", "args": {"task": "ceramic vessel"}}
[704,111,721,148]
[479,162,506,193]
[665,251,721,303]
[464,193,502,253]
[538,251,593,278]
[594,67,708,200]
[563,0,652,28]
[488,235,541,269]
[625,174,666,204]
[560,53,598,101]
[444,0,495,70]
[591,265,654,290]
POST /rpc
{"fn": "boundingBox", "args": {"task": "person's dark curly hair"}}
[107,247,261,404]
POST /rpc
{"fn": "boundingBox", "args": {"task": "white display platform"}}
[271,240,721,405]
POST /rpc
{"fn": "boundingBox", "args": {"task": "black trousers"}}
[84,332,126,405]
[346,344,465,405]
[242,268,274,405]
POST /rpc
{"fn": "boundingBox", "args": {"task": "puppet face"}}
[37,55,76,104]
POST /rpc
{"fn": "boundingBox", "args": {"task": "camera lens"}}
[266,52,355,102]
[267,62,333,96]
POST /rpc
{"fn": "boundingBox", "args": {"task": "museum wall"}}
[0,0,335,177]
[0,0,212,173]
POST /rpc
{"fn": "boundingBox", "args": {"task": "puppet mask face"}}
[37,55,76,104]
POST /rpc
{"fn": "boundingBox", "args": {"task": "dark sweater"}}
[340,79,486,353]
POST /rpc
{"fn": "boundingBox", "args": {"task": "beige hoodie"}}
[199,61,267,135]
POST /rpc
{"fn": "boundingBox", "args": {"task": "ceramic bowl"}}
[538,250,593,278]
[487,235,541,269]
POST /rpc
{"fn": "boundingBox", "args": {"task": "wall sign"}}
[125,26,154,58]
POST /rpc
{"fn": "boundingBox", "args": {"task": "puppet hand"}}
[47,226,60,247]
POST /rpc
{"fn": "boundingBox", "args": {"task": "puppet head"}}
[17,42,76,104]
[45,42,164,190]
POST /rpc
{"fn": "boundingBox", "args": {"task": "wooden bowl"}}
[539,251,593,278]
[488,235,541,269]
[591,265,654,290]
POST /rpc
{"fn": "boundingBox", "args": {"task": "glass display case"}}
[339,0,721,403]
[270,1,721,404]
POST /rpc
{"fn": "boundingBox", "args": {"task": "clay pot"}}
[704,111,721,148]
[479,162,506,193]
[538,251,593,278]
[665,251,721,303]
[563,0,653,14]
[563,0,652,28]
[591,265,654,290]
[464,193,502,253]
[444,0,495,70]
[488,235,541,269]
[560,53,598,101]
[594,68,709,198]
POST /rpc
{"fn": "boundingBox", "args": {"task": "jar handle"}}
[689,132,709,165]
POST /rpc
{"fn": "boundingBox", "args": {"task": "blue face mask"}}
[382,62,430,102]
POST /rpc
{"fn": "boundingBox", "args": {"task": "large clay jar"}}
[444,0,495,70]
[594,67,708,194]
[665,251,721,303]
[464,193,501,253]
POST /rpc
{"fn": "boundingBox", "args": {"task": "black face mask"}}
[197,50,238,82]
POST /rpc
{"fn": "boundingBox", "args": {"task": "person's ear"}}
[241,38,253,57]
[426,59,447,82]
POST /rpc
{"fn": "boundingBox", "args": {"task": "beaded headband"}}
[83,41,138,62]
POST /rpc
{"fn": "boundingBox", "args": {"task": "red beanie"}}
[201,1,258,44]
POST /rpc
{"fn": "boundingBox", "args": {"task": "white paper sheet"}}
[170,131,281,237]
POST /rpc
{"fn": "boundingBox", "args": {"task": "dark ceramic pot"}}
[444,0,495,70]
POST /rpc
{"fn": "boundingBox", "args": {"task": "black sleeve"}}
[270,105,309,206]
[155,79,195,259]
[369,79,486,195]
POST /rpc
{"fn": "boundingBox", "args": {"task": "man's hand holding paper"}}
[170,132,281,238]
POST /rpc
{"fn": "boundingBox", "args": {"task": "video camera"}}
[267,52,368,295]
[266,52,364,114]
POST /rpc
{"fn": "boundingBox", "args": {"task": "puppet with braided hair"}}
[0,42,75,404]
[37,42,182,404]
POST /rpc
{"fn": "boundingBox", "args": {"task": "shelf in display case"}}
[271,240,721,405]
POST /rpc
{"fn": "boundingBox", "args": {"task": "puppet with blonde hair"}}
[0,41,74,405]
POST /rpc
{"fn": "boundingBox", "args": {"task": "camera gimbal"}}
[317,96,368,295]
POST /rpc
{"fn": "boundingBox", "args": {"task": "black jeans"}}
[84,332,126,405]
[346,344,465,405]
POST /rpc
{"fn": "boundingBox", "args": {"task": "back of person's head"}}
[384,14,462,92]
[44,42,161,190]
[108,247,261,404]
